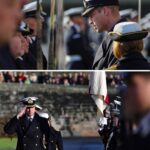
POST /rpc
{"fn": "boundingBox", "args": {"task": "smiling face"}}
[0,0,22,44]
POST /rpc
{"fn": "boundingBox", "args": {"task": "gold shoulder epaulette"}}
[105,65,118,70]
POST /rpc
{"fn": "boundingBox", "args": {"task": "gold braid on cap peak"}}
[28,98,33,104]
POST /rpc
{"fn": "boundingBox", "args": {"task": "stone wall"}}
[0,83,119,137]
[0,83,97,137]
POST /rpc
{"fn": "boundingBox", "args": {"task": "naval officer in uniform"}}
[4,97,50,150]
[0,22,33,70]
[82,0,127,69]
[64,7,94,70]
[22,0,47,69]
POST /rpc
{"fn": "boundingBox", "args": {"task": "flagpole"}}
[138,0,142,24]
[36,0,43,69]
[55,0,65,69]
[48,0,56,69]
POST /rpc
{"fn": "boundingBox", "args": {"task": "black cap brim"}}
[82,0,119,17]
[82,7,95,17]
[109,30,148,42]
[17,28,33,36]
[22,29,34,36]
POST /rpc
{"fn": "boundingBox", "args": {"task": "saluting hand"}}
[17,106,26,119]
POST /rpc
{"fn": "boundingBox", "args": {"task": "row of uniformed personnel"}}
[0,0,47,70]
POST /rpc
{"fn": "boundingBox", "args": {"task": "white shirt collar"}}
[27,115,34,120]
[31,36,36,41]
[17,56,23,61]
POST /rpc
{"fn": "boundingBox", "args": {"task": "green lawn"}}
[0,138,17,150]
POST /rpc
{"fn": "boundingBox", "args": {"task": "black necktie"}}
[29,118,33,122]
[26,117,32,127]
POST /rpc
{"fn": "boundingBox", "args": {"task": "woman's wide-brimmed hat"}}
[109,22,148,42]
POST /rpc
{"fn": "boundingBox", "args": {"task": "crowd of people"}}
[0,72,125,87]
[106,73,125,88]
[0,72,89,85]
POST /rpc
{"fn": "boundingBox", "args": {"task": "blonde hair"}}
[113,40,143,59]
